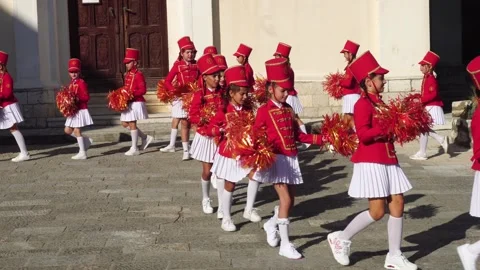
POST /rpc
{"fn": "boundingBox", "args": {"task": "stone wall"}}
[14,88,61,129]
[11,77,425,129]
[297,77,424,119]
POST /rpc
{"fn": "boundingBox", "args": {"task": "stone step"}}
[88,91,169,116]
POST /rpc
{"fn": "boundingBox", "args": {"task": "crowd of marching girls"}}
[2,35,480,269]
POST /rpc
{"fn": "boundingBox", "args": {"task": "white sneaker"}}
[160,145,175,153]
[243,208,262,223]
[202,198,214,214]
[124,147,140,156]
[328,144,336,153]
[327,231,351,266]
[263,218,280,247]
[279,242,302,260]
[141,135,154,150]
[409,152,427,161]
[442,136,449,154]
[217,209,224,219]
[182,151,191,161]
[297,144,308,151]
[457,244,478,270]
[211,174,217,190]
[11,153,30,162]
[71,152,87,160]
[384,253,417,270]
[85,138,93,150]
[221,218,237,232]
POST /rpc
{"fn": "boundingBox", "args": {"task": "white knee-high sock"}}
[130,130,139,149]
[77,137,86,153]
[169,129,178,147]
[299,124,307,134]
[12,131,28,154]
[137,128,147,140]
[201,178,210,199]
[339,210,375,240]
[222,191,233,219]
[468,240,480,255]
[419,133,428,155]
[387,216,403,256]
[182,142,189,152]
[70,133,77,138]
[277,218,290,246]
[245,180,259,212]
[429,130,444,145]
[216,178,225,212]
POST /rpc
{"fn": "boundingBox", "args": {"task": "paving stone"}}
[0,133,473,269]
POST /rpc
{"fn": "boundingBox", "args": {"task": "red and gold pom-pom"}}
[175,82,200,97]
[56,86,78,117]
[107,87,133,112]
[156,79,175,104]
[181,83,201,112]
[199,102,218,124]
[236,128,276,170]
[323,72,345,100]
[374,93,433,145]
[320,113,358,156]
[227,112,275,170]
[252,75,269,105]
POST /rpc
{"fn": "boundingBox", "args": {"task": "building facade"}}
[0,0,475,128]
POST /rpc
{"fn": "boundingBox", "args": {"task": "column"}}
[12,0,41,88]
[166,0,213,67]
[37,0,61,88]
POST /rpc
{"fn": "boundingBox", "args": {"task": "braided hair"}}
[359,73,379,107]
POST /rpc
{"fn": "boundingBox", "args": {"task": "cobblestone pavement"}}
[0,131,476,269]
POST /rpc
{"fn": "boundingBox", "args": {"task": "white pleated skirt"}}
[286,95,303,115]
[65,109,94,128]
[425,105,445,126]
[211,154,252,182]
[190,133,218,163]
[470,171,480,217]
[348,163,412,198]
[0,102,24,130]
[342,94,361,114]
[120,102,148,122]
[252,154,303,185]
[171,99,188,119]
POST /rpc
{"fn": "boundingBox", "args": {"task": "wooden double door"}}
[68,0,169,91]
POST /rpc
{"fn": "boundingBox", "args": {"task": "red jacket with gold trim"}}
[254,99,323,156]
[351,93,398,164]
[205,103,252,158]
[164,60,199,91]
[189,87,223,136]
[0,72,18,108]
[69,78,89,110]
[471,107,480,170]
[340,65,361,96]
[420,74,443,107]
[245,62,255,87]
[124,68,146,102]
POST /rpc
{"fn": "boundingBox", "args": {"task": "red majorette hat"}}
[265,58,293,89]
[68,58,81,72]
[225,65,249,87]
[274,42,292,58]
[348,51,389,82]
[177,36,195,51]
[340,40,360,55]
[419,51,440,68]
[197,54,222,75]
[0,51,8,65]
[123,48,139,64]
[233,43,252,58]
[467,56,480,90]
[203,46,218,55]
[213,54,228,71]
